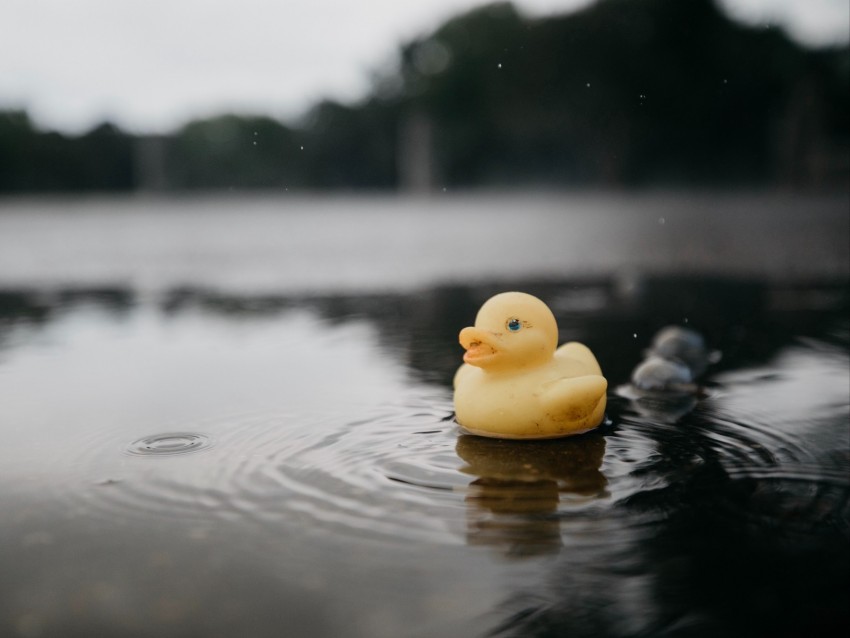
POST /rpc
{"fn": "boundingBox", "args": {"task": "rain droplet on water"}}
[126,433,213,456]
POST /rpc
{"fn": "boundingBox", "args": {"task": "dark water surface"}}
[1,194,848,637]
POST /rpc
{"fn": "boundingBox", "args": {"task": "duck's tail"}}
[556,341,603,375]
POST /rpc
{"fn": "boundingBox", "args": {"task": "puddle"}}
[0,277,847,637]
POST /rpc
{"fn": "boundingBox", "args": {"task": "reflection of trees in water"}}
[4,277,846,390]
[0,288,134,353]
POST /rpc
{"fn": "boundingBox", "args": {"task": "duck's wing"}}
[555,341,602,375]
[540,375,608,421]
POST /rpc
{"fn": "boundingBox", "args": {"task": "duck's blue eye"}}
[507,318,522,332]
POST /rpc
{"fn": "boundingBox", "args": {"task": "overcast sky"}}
[2,0,847,134]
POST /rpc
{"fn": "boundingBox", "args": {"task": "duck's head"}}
[459,292,558,371]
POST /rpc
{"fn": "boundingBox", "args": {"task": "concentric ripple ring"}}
[126,432,213,456]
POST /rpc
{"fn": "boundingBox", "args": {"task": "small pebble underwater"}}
[0,277,847,638]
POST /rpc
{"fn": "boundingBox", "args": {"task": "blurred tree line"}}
[1,0,847,194]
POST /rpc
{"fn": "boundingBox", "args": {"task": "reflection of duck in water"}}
[454,292,607,439]
[456,434,607,556]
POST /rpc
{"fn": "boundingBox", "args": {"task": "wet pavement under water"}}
[1,275,847,638]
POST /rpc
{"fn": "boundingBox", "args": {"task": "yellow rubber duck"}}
[453,292,607,439]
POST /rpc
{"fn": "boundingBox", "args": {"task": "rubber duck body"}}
[454,292,607,439]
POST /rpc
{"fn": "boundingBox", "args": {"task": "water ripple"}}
[60,337,850,556]
[126,432,214,456]
[71,392,475,546]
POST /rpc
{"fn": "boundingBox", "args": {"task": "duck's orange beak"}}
[460,327,500,365]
